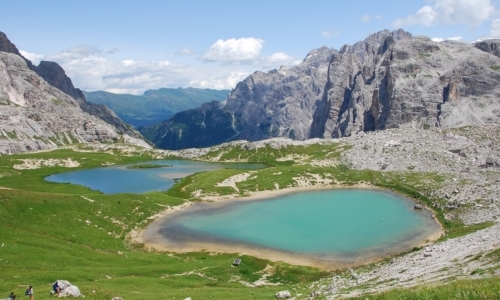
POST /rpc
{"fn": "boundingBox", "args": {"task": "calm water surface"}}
[156,189,439,261]
[47,161,440,263]
[45,160,265,194]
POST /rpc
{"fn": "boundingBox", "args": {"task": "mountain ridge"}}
[142,29,500,150]
[0,31,148,154]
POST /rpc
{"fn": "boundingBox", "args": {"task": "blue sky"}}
[1,0,500,94]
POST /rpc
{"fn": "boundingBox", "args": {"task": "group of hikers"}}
[7,285,34,300]
[8,282,61,300]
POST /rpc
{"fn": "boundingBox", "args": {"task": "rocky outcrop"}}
[224,46,334,141]
[140,101,237,150]
[474,39,500,58]
[0,32,147,154]
[312,35,500,138]
[147,29,500,150]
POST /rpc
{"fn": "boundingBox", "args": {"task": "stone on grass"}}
[275,290,291,298]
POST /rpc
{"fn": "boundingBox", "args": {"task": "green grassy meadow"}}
[0,148,326,299]
[0,144,497,299]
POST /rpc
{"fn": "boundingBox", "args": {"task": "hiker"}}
[8,292,16,299]
[52,281,60,295]
[25,286,33,300]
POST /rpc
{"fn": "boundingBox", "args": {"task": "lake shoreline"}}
[130,184,444,271]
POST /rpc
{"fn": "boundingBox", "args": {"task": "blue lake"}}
[45,160,266,194]
[47,160,440,266]
[150,189,440,265]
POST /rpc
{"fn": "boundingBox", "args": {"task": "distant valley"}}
[84,88,229,128]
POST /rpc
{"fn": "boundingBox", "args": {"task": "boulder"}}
[485,156,499,167]
[52,280,81,297]
[275,290,291,299]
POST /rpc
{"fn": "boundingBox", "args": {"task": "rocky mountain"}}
[0,31,148,154]
[140,100,237,149]
[144,29,500,150]
[84,88,229,128]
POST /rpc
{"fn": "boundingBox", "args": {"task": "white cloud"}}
[490,18,500,37]
[21,39,299,94]
[321,30,340,37]
[189,72,249,90]
[261,52,300,68]
[361,14,381,23]
[175,48,197,56]
[39,45,256,94]
[431,36,463,42]
[19,50,44,65]
[393,0,495,27]
[201,37,264,64]
[45,45,103,64]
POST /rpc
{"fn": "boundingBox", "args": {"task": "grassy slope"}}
[0,148,324,299]
[0,144,497,299]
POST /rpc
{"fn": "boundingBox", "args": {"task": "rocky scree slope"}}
[0,32,147,154]
[129,125,500,298]
[144,29,500,150]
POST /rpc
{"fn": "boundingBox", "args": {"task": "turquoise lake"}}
[45,160,265,194]
[152,189,440,264]
[46,161,440,264]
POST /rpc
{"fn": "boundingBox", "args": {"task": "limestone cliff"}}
[0,32,147,154]
[311,35,500,138]
[145,29,500,150]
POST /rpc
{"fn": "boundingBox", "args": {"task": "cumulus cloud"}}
[431,36,463,42]
[260,52,301,68]
[490,18,500,37]
[361,14,381,23]
[175,48,198,56]
[65,57,248,93]
[35,45,257,94]
[21,38,299,94]
[45,45,103,64]
[393,0,495,27]
[201,37,264,64]
[189,71,249,90]
[19,50,44,65]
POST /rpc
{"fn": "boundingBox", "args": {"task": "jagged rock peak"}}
[35,61,85,100]
[0,31,22,56]
[340,29,412,61]
[0,32,147,154]
[0,31,34,68]
[474,39,500,58]
[0,31,83,101]
[303,46,334,61]
[144,29,500,150]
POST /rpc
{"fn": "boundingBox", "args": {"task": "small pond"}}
[45,160,266,194]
